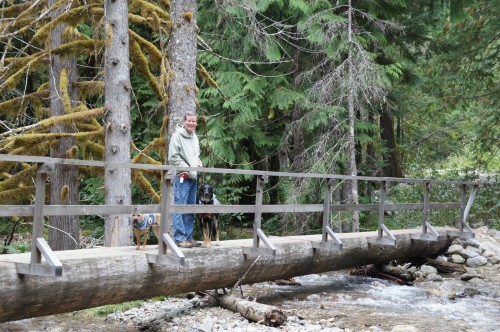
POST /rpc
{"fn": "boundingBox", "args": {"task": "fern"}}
[385,63,404,79]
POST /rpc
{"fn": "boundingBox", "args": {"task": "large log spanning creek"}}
[0,228,457,323]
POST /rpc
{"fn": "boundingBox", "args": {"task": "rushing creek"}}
[1,270,499,332]
[254,271,500,331]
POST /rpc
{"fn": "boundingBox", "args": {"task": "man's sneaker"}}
[190,240,202,247]
[176,240,193,248]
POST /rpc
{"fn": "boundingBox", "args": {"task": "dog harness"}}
[130,214,156,231]
[198,196,220,219]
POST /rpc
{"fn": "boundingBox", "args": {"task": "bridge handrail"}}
[0,153,487,274]
[0,153,485,185]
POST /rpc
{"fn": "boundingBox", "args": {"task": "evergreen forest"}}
[0,0,498,253]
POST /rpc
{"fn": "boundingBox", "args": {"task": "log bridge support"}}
[1,228,457,323]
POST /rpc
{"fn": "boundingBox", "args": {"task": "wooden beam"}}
[0,228,455,323]
[0,202,463,217]
[0,154,483,185]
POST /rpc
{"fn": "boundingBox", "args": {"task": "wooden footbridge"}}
[0,154,484,323]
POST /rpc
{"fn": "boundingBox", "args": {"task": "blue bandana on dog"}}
[130,214,156,231]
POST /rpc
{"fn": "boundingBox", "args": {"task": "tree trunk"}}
[164,0,198,237]
[347,0,359,232]
[379,263,416,283]
[48,0,80,250]
[350,264,415,285]
[166,0,198,142]
[379,108,403,178]
[213,293,287,327]
[366,108,377,198]
[103,0,132,247]
[424,257,466,273]
[341,181,351,233]
[289,43,309,230]
[0,228,456,323]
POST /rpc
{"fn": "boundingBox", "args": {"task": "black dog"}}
[198,184,220,248]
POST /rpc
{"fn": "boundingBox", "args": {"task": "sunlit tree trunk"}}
[164,0,198,236]
[104,0,132,246]
[347,0,359,232]
[48,0,80,250]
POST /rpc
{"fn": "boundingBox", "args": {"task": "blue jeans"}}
[172,176,197,242]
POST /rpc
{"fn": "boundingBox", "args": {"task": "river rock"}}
[466,245,483,254]
[460,273,482,281]
[480,242,500,256]
[390,325,420,332]
[325,328,344,332]
[464,238,481,248]
[489,229,500,241]
[487,255,500,264]
[435,255,448,263]
[467,277,484,285]
[420,265,438,276]
[461,248,480,259]
[446,244,464,255]
[450,254,466,264]
[466,256,488,268]
[426,273,443,282]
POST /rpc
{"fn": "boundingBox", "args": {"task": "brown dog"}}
[129,213,161,250]
[198,184,221,248]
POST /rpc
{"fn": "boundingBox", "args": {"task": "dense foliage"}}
[0,0,498,252]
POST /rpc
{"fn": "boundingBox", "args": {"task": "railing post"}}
[31,166,48,264]
[253,175,265,248]
[411,181,439,241]
[459,184,467,232]
[242,175,276,257]
[147,169,185,266]
[16,163,63,277]
[423,181,430,233]
[322,178,331,242]
[312,178,342,250]
[367,181,396,246]
[448,184,477,239]
[378,181,386,238]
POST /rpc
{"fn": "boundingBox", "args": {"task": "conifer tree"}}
[48,0,80,250]
[103,0,132,246]
[299,0,401,231]
[166,0,198,141]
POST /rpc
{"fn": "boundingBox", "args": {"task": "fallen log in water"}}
[350,264,415,285]
[0,228,456,322]
[212,292,287,327]
[424,257,466,274]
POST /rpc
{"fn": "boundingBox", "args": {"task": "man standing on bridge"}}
[168,111,203,248]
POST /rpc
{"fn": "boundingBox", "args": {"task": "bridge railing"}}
[0,154,483,276]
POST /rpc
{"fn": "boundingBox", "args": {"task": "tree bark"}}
[347,0,359,232]
[166,0,198,142]
[379,108,403,178]
[350,264,415,285]
[0,229,456,323]
[104,0,132,246]
[214,293,287,327]
[289,42,309,229]
[424,257,466,273]
[48,0,80,250]
[379,263,416,283]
